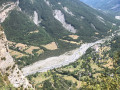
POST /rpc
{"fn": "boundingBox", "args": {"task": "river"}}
[22,37,111,76]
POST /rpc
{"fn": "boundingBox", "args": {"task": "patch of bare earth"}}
[59,39,81,45]
[9,49,28,58]
[36,49,44,55]
[103,59,113,69]
[8,41,16,45]
[95,32,99,35]
[25,46,40,55]
[8,41,44,56]
[68,35,79,39]
[41,42,58,50]
[15,43,27,51]
[29,30,39,34]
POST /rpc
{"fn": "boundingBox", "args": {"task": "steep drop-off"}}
[0,26,33,89]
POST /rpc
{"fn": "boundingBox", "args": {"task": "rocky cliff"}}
[0,26,33,89]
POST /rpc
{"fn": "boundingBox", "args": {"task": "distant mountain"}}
[80,0,120,15]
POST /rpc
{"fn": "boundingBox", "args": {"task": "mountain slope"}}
[18,0,118,40]
[0,0,119,67]
[2,10,53,46]
[80,0,120,15]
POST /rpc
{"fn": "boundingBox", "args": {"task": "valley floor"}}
[22,36,111,76]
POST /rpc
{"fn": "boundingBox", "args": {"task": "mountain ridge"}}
[80,0,120,15]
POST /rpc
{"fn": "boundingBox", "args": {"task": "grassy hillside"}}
[2,0,119,45]
[2,10,53,46]
[19,0,119,42]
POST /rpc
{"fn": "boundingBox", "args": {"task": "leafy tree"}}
[82,52,120,90]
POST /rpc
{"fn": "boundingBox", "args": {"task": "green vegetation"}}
[28,36,120,90]
[19,0,119,42]
[16,40,78,68]
[2,10,53,46]
[111,36,120,52]
[0,72,33,89]
[49,0,120,40]
[82,52,120,90]
[19,0,70,38]
[0,0,16,5]
[1,0,120,89]
[28,71,78,90]
[0,73,16,90]
[1,0,119,67]
[1,57,6,60]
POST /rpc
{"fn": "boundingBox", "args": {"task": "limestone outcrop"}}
[0,26,33,89]
[53,10,76,33]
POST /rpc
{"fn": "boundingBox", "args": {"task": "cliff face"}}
[0,26,33,89]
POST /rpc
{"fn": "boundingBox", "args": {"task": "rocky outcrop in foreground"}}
[0,26,33,89]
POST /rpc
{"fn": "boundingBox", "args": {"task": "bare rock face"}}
[115,16,120,20]
[44,0,51,6]
[0,26,33,89]
[43,0,76,33]
[16,0,20,6]
[53,10,76,33]
[0,2,16,23]
[96,15,105,24]
[33,11,39,25]
[0,1,21,23]
[63,7,74,16]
